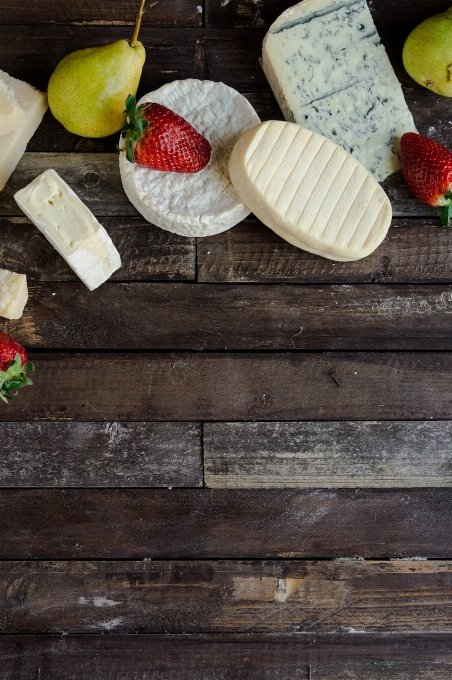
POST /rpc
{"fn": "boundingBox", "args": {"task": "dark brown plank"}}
[0,0,202,26]
[3,352,452,422]
[0,216,196,281]
[5,283,452,351]
[1,489,452,559]
[2,560,452,633]
[2,634,452,680]
[198,219,452,283]
[204,421,452,488]
[0,422,201,488]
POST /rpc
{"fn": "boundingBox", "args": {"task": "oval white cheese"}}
[229,120,392,262]
[119,79,261,238]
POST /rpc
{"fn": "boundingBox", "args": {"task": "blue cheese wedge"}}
[14,170,121,291]
[0,268,28,319]
[262,0,417,182]
[229,121,392,262]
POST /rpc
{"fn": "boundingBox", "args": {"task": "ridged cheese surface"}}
[229,121,392,262]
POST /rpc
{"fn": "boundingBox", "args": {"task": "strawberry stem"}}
[440,202,452,227]
[0,353,34,403]
[122,95,149,163]
[130,0,146,48]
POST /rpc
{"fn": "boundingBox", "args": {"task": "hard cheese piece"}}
[262,0,417,183]
[0,78,27,137]
[14,169,121,291]
[229,121,392,262]
[0,69,48,191]
[0,268,28,320]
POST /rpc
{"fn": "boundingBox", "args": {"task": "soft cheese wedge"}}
[14,170,121,290]
[0,268,28,319]
[0,78,27,137]
[0,70,48,191]
[229,121,392,262]
[120,79,260,237]
[262,0,417,182]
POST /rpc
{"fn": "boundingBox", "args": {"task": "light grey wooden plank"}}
[0,422,202,487]
[204,422,452,488]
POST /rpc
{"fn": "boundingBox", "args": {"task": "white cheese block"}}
[0,268,28,320]
[262,0,417,182]
[229,121,392,262]
[14,169,121,291]
[119,79,261,237]
[0,78,27,137]
[0,70,48,191]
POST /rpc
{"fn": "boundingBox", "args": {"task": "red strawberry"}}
[0,332,34,404]
[121,95,211,173]
[401,132,452,227]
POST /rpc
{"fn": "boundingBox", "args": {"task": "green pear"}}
[48,0,147,137]
[403,7,452,97]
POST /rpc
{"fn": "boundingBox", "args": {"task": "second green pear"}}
[403,7,452,97]
[48,40,146,137]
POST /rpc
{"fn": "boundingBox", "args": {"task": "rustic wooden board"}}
[0,422,202,488]
[5,283,452,351]
[0,154,438,218]
[204,421,452,488]
[0,489,451,559]
[198,219,452,283]
[3,352,452,422]
[0,0,202,26]
[2,560,452,633]
[0,216,196,281]
[2,634,452,680]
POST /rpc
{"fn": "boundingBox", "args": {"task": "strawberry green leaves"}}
[0,354,34,404]
[122,94,149,163]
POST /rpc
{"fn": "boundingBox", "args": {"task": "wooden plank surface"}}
[0,489,451,559]
[3,352,452,422]
[0,217,196,281]
[0,422,202,488]
[2,634,452,680]
[2,560,452,633]
[204,421,452,488]
[5,283,452,351]
[198,219,452,283]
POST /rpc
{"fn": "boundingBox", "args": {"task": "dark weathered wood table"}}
[2,0,452,677]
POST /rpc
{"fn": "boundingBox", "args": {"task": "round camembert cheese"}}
[119,79,261,237]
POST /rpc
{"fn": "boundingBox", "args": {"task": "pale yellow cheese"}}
[0,70,48,191]
[0,268,28,320]
[229,121,392,262]
[0,78,27,137]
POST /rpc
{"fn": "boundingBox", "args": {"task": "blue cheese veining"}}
[262,0,417,182]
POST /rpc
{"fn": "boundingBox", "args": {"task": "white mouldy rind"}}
[119,79,261,238]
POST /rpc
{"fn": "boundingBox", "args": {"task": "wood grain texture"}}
[198,219,452,283]
[0,217,195,281]
[0,0,202,26]
[2,634,452,680]
[0,489,451,559]
[204,421,452,488]
[5,283,452,351]
[3,352,452,422]
[0,422,202,488]
[2,560,452,633]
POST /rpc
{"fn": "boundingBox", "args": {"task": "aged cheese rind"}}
[14,170,121,291]
[0,268,28,320]
[0,70,48,191]
[229,120,392,262]
[262,0,417,182]
[119,79,261,238]
[0,78,27,137]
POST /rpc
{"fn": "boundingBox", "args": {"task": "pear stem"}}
[130,0,146,48]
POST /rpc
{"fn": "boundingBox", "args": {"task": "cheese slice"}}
[229,121,392,262]
[0,78,27,137]
[14,170,121,291]
[0,268,28,320]
[262,0,417,182]
[0,70,48,191]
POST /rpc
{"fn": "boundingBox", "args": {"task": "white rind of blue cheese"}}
[14,169,121,291]
[229,121,392,262]
[0,268,28,319]
[262,0,417,182]
[119,79,261,238]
